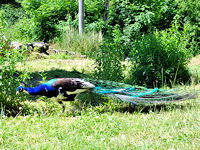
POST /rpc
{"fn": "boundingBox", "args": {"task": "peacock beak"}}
[82,82,95,89]
[16,91,19,95]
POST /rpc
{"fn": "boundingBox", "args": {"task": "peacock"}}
[17,78,95,112]
[17,78,197,112]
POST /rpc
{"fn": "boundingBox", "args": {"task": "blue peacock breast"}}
[32,84,58,97]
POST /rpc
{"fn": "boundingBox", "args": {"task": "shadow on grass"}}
[11,92,197,117]
[64,92,197,116]
[23,68,92,86]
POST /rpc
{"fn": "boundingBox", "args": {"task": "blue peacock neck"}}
[22,84,57,97]
[23,85,46,95]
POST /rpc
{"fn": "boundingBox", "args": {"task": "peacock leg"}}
[63,93,77,101]
[58,101,65,113]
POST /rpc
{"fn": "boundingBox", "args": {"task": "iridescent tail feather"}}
[86,79,197,105]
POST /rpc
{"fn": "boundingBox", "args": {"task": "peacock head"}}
[16,86,29,94]
[16,86,24,94]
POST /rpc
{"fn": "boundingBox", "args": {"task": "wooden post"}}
[79,0,84,34]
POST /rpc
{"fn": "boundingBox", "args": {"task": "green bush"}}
[105,0,177,56]
[94,25,124,82]
[6,17,35,41]
[109,0,176,30]
[0,4,24,26]
[1,0,199,52]
[174,0,200,55]
[0,37,31,116]
[129,26,191,87]
[13,0,78,41]
[0,4,27,41]
[84,0,104,24]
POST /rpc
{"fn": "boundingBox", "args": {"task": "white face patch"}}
[66,89,89,95]
[72,78,95,89]
[45,88,48,92]
[81,82,95,89]
[58,87,62,94]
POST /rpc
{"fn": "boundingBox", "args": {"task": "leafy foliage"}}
[105,0,178,56]
[0,4,24,26]
[85,0,104,24]
[0,37,31,115]
[13,0,78,41]
[94,25,124,82]
[109,0,176,30]
[0,0,21,6]
[129,26,191,87]
[0,0,199,56]
[174,0,200,55]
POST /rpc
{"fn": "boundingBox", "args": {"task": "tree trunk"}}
[103,0,109,21]
[79,0,84,34]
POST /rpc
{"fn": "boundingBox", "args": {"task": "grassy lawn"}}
[1,57,200,149]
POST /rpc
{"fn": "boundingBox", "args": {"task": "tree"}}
[103,0,109,21]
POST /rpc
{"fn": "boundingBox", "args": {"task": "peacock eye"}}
[19,88,23,92]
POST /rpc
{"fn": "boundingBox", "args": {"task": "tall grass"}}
[54,25,102,58]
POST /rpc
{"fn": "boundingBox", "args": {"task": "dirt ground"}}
[189,55,200,66]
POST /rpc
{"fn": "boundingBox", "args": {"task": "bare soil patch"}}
[189,55,200,66]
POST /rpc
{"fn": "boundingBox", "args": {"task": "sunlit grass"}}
[1,101,200,149]
[17,58,94,72]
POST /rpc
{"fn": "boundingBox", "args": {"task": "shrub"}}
[0,37,31,116]
[0,4,27,41]
[109,0,176,31]
[174,0,200,55]
[84,0,104,24]
[15,0,78,41]
[0,4,24,26]
[106,0,177,56]
[94,25,124,82]
[129,26,191,87]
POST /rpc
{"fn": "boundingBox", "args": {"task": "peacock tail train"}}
[85,79,197,105]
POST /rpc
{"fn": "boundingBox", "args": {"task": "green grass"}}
[17,58,94,80]
[1,103,200,149]
[1,57,200,149]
